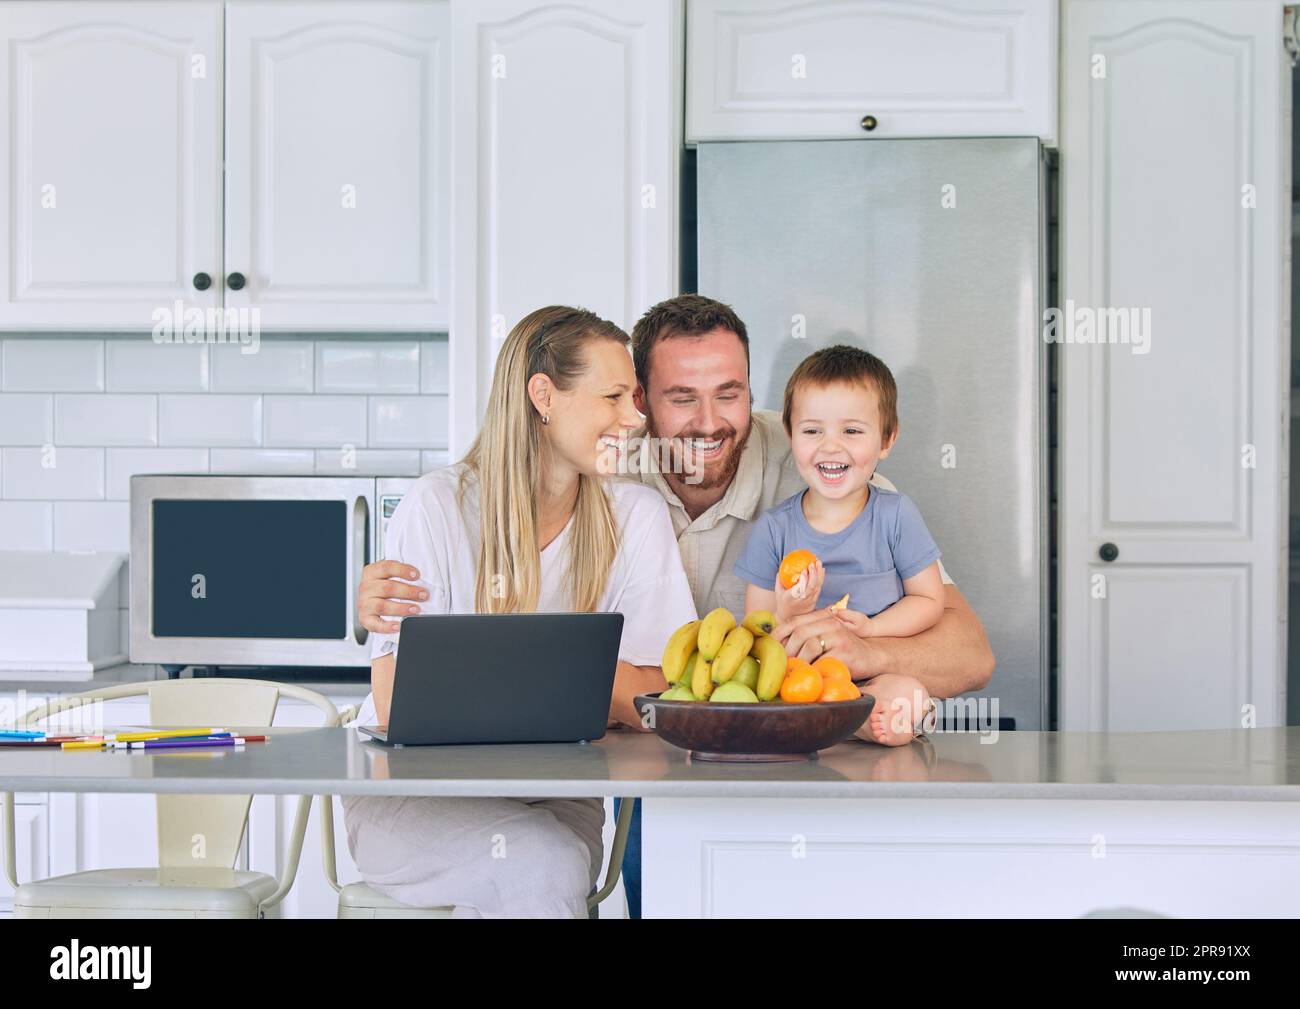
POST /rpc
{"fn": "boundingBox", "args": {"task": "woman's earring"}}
[541,413,550,425]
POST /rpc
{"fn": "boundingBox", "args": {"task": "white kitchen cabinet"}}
[1058,1,1289,729]
[225,1,451,330]
[0,1,223,330]
[448,0,683,454]
[0,0,450,333]
[686,0,1057,143]
[0,798,49,917]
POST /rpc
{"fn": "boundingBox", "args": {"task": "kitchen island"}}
[2,723,1297,917]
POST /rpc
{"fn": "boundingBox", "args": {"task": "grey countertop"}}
[1,726,1298,800]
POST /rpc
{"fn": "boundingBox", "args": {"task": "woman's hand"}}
[773,559,824,624]
[609,661,667,731]
[357,560,429,634]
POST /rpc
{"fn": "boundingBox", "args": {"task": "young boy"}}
[733,345,944,745]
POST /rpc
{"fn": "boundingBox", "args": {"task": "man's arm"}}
[775,582,994,699]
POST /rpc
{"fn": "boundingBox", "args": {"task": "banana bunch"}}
[660,607,787,703]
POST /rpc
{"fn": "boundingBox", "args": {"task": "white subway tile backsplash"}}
[369,394,448,448]
[53,501,130,552]
[421,339,449,394]
[209,448,315,474]
[264,395,366,448]
[210,342,313,392]
[316,342,420,394]
[314,448,421,476]
[55,394,158,446]
[1,447,104,499]
[159,395,262,446]
[0,502,54,550]
[107,341,209,392]
[2,339,104,392]
[106,448,209,500]
[0,394,54,445]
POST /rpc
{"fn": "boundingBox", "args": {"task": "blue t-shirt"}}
[732,486,941,617]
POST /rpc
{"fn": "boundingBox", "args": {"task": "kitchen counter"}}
[3,726,1298,917]
[0,725,1296,799]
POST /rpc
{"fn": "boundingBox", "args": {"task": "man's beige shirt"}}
[634,410,952,618]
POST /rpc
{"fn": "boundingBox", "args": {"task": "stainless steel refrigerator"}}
[698,138,1048,729]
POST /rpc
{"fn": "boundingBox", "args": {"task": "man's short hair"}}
[630,294,749,391]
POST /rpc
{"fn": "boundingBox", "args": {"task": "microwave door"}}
[130,475,375,668]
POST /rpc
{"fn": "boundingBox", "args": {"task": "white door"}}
[224,1,450,330]
[448,0,683,454]
[0,1,223,330]
[686,0,1057,143]
[1059,0,1289,730]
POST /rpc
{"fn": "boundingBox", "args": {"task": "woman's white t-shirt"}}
[354,464,699,728]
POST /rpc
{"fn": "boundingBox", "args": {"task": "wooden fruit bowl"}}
[633,691,874,762]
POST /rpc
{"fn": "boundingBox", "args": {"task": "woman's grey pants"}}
[341,794,605,918]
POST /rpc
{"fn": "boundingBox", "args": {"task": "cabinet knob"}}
[192,272,211,291]
[1098,542,1119,562]
[860,114,878,132]
[227,272,246,291]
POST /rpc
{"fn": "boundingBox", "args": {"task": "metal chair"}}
[323,703,635,918]
[1,678,338,918]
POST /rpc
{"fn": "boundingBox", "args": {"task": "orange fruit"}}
[780,663,823,703]
[778,549,818,590]
[812,656,851,682]
[818,678,861,702]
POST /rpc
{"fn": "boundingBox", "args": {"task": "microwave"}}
[130,475,414,669]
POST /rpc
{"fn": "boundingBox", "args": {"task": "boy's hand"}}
[831,607,875,638]
[774,559,825,623]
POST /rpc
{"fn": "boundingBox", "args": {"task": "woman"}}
[343,306,697,918]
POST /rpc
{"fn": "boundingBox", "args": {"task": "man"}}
[356,294,995,914]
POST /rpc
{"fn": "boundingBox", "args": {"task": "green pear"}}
[709,681,758,703]
[731,656,760,691]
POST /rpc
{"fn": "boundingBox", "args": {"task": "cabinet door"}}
[225,1,450,331]
[686,0,1056,143]
[0,1,223,330]
[1059,1,1288,730]
[0,800,49,916]
[448,0,683,454]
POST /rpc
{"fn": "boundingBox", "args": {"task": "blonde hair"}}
[460,305,628,614]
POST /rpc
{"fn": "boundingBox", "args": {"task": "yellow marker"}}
[61,740,108,750]
[111,728,227,743]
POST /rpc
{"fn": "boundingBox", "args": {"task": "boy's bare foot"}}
[862,698,919,747]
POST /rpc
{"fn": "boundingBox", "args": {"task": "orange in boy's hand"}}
[780,661,823,703]
[778,549,818,590]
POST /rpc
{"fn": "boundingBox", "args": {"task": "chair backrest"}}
[19,678,338,871]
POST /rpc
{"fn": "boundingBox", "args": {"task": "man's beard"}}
[644,404,751,492]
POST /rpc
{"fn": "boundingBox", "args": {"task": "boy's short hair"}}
[631,294,749,391]
[782,344,899,441]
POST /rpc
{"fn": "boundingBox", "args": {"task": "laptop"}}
[358,612,625,746]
